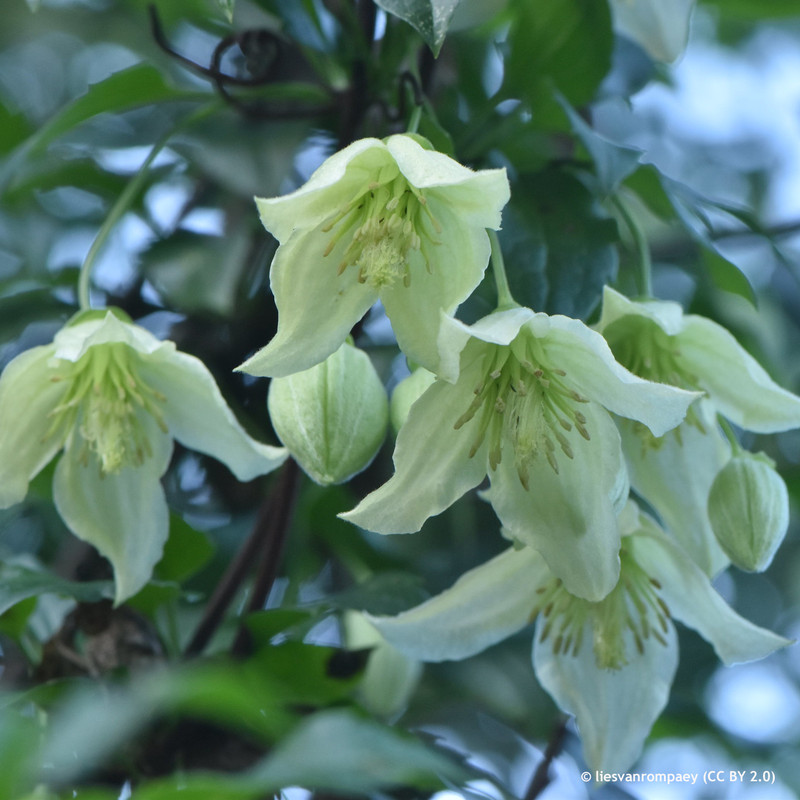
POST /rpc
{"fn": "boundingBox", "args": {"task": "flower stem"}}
[718,415,744,456]
[488,229,516,310]
[407,104,422,134]
[612,194,652,299]
[77,102,220,310]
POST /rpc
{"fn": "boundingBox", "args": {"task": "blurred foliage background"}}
[1,0,800,798]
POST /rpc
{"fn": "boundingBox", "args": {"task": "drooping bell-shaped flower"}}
[237,134,510,378]
[0,309,287,603]
[342,307,699,601]
[367,503,790,775]
[597,286,800,575]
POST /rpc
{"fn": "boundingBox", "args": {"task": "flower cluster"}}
[234,135,796,776]
[3,131,795,780]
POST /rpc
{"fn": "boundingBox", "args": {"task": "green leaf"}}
[154,515,214,583]
[557,94,642,196]
[375,0,463,55]
[328,572,430,616]
[503,0,613,123]
[248,709,466,792]
[3,65,204,188]
[218,0,235,22]
[703,249,757,306]
[502,167,619,318]
[0,564,112,617]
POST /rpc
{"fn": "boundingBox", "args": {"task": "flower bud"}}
[389,367,435,434]
[268,342,389,485]
[708,452,789,572]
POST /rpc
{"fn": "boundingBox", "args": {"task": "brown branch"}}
[231,459,301,658]
[184,459,300,657]
[524,716,570,800]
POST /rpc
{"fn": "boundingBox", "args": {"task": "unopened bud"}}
[708,452,789,572]
[268,342,388,485]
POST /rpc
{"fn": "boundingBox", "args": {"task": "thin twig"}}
[524,716,570,800]
[231,459,301,657]
[184,459,300,657]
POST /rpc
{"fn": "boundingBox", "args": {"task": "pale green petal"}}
[486,402,625,601]
[341,345,489,533]
[53,311,165,362]
[437,308,535,384]
[387,134,509,228]
[381,197,493,373]
[369,546,547,661]
[679,315,800,432]
[631,525,792,665]
[52,413,173,604]
[0,344,63,507]
[619,403,730,576]
[237,227,377,377]
[536,313,700,437]
[140,350,287,481]
[597,286,686,336]
[256,139,390,241]
[533,620,678,774]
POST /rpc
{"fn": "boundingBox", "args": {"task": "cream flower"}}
[237,134,510,378]
[367,503,790,775]
[597,286,800,574]
[0,309,287,603]
[342,308,699,601]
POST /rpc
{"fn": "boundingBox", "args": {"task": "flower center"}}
[531,548,670,670]
[322,169,441,289]
[453,335,590,488]
[603,315,706,447]
[45,343,167,474]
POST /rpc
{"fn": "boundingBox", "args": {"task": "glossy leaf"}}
[375,0,462,54]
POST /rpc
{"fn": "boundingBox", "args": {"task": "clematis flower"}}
[342,307,699,601]
[367,503,790,775]
[0,309,287,603]
[236,134,510,378]
[597,286,800,575]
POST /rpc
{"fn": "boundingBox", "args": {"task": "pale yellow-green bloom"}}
[0,309,287,603]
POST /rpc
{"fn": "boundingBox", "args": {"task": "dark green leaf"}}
[557,94,641,196]
[4,64,204,183]
[503,168,619,317]
[154,515,215,583]
[328,571,429,616]
[702,249,757,306]
[503,0,613,122]
[375,0,462,55]
[140,229,252,316]
[0,564,112,617]
[248,709,466,792]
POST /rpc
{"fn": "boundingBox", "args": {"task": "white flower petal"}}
[538,313,700,437]
[341,346,489,533]
[255,138,390,241]
[609,0,695,63]
[140,349,287,481]
[619,403,731,576]
[382,212,493,373]
[487,402,625,601]
[0,344,64,507]
[237,228,377,377]
[631,525,792,665]
[597,286,686,336]
[436,307,535,384]
[54,310,165,362]
[52,413,173,604]
[679,315,800,432]
[533,620,678,774]
[369,546,546,661]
